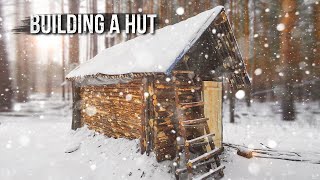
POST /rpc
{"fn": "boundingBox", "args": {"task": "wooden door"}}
[203,81,223,148]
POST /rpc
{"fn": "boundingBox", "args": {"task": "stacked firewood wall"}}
[79,78,144,139]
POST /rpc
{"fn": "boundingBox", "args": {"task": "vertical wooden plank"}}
[146,76,155,155]
[71,81,81,130]
[140,77,148,154]
[203,81,223,148]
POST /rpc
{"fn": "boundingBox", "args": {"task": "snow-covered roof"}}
[66,6,225,79]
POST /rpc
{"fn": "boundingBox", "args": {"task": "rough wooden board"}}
[203,81,223,148]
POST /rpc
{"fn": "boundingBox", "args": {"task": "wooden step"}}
[175,159,216,174]
[173,70,195,74]
[177,86,201,91]
[192,165,225,180]
[179,101,204,109]
[188,148,220,166]
[186,133,215,144]
[178,140,212,148]
[183,124,207,128]
[182,118,209,125]
[191,141,212,147]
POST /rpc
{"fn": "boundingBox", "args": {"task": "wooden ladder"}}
[173,71,225,180]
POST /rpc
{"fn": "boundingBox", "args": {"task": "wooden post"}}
[140,77,148,154]
[71,81,81,130]
[146,76,155,155]
[203,81,223,148]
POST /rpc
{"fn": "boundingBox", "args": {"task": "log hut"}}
[66,6,250,179]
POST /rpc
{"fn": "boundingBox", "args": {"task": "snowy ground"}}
[0,95,319,180]
[222,101,320,180]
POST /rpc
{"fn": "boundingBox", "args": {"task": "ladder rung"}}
[182,118,209,125]
[188,148,220,165]
[177,87,201,91]
[183,124,206,128]
[186,133,215,144]
[192,165,225,180]
[178,140,211,147]
[173,70,195,74]
[191,141,211,147]
[180,101,204,109]
[175,159,216,174]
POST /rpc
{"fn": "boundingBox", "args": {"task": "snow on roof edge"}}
[66,6,225,80]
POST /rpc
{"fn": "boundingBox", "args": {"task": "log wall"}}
[152,74,177,161]
[79,78,144,140]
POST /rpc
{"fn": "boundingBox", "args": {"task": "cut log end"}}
[237,147,253,159]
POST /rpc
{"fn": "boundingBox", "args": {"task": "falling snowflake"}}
[176,7,184,15]
[279,72,284,77]
[85,106,97,116]
[165,77,171,82]
[254,68,262,76]
[90,164,97,170]
[19,135,30,147]
[13,104,21,112]
[212,29,217,34]
[165,19,169,24]
[276,23,285,31]
[248,162,260,175]
[144,92,149,98]
[267,139,277,148]
[125,94,133,101]
[235,90,245,99]
[265,8,270,12]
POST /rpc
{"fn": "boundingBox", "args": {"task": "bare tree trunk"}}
[105,0,113,48]
[243,0,251,107]
[92,0,98,57]
[228,0,237,123]
[159,0,168,27]
[251,0,256,98]
[15,0,29,102]
[191,0,201,16]
[177,0,185,21]
[126,0,132,40]
[68,0,80,66]
[204,0,211,11]
[0,1,13,111]
[313,2,320,102]
[218,0,225,6]
[280,0,297,121]
[61,0,65,100]
[46,48,53,98]
[229,89,235,123]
